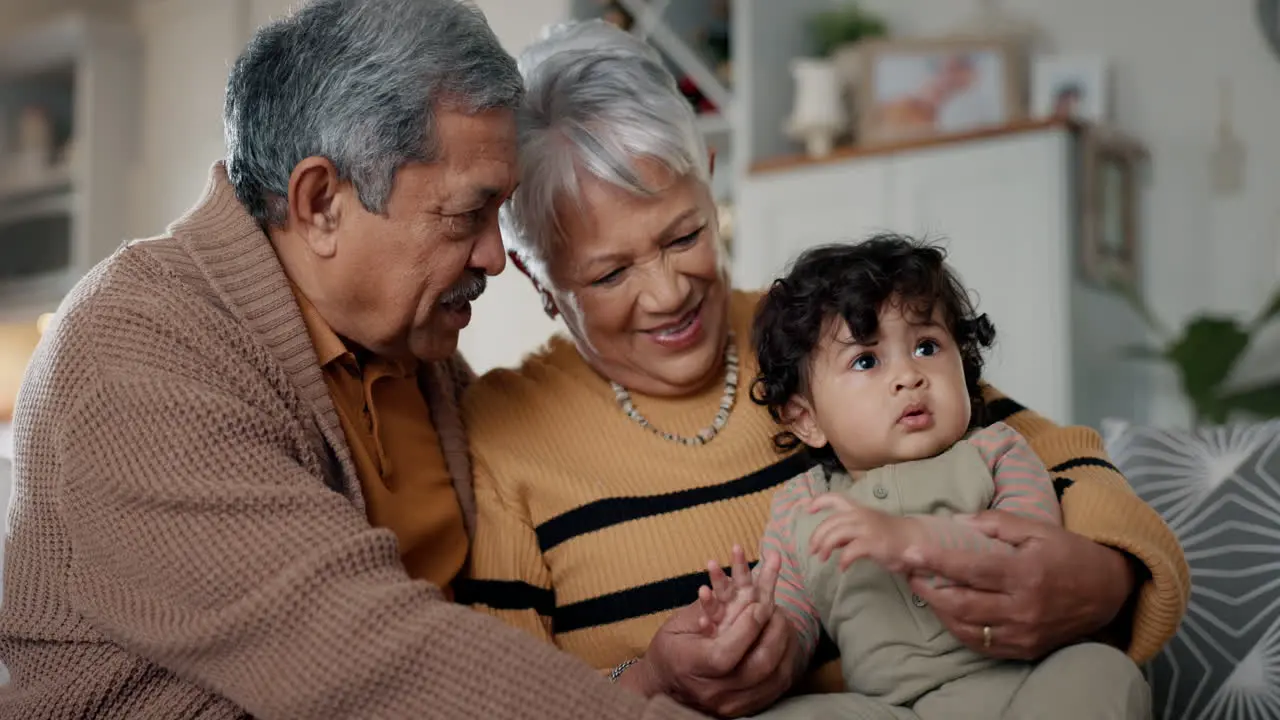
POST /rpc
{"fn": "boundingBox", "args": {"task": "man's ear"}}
[287,156,344,259]
[508,250,560,319]
[783,394,826,449]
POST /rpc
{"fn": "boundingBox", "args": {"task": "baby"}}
[694,235,1146,719]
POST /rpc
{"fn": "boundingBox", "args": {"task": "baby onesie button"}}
[912,594,927,608]
[872,484,888,499]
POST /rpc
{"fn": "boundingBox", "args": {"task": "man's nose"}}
[471,220,507,276]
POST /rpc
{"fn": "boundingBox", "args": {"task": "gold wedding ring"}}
[982,625,993,649]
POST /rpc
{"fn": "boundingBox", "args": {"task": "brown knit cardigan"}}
[0,163,701,720]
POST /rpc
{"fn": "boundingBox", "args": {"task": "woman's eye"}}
[669,227,702,248]
[852,353,878,371]
[915,339,940,357]
[592,267,626,287]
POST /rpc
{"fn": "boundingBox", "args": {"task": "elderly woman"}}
[462,20,1188,719]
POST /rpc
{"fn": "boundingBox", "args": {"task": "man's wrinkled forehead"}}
[432,108,519,195]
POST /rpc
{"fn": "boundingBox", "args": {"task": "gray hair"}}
[224,0,523,227]
[501,20,710,284]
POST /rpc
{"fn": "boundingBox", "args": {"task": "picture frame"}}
[1031,55,1110,123]
[1078,128,1147,289]
[856,35,1026,146]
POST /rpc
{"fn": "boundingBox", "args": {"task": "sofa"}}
[1104,418,1280,720]
[0,415,1268,706]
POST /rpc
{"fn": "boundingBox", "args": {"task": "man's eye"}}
[447,207,486,232]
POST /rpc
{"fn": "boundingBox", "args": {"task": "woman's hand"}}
[903,510,1136,660]
[619,549,802,718]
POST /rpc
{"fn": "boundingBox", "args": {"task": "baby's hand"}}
[805,493,925,574]
[695,545,782,638]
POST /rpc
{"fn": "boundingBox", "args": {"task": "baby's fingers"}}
[807,492,856,514]
[707,559,733,602]
[697,584,724,625]
[729,545,752,591]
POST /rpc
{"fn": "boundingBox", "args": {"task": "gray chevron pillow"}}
[1102,419,1280,720]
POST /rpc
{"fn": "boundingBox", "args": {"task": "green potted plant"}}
[806,3,889,146]
[1114,279,1280,425]
[809,3,889,59]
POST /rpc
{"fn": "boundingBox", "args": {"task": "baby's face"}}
[793,301,972,472]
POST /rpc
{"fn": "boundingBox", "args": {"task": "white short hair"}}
[500,20,710,284]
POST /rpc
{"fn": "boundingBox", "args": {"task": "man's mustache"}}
[440,271,487,305]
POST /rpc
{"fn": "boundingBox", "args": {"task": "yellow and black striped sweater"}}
[460,290,1188,691]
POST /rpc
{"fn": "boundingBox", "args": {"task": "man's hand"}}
[620,550,801,718]
[806,493,926,574]
[903,510,1136,660]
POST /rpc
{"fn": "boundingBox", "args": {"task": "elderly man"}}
[0,1,703,717]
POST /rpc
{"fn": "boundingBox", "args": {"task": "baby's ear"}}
[782,395,827,449]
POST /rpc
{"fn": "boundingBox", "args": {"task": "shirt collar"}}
[290,282,418,378]
[291,282,354,369]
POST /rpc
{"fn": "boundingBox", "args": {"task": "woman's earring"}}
[509,250,533,280]
[541,291,560,320]
[510,250,560,320]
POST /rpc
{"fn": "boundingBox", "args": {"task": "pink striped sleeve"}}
[760,467,824,663]
[967,422,1062,525]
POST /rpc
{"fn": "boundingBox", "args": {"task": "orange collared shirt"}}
[293,286,468,598]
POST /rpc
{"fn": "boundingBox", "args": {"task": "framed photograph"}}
[1079,129,1147,288]
[1032,56,1109,123]
[857,36,1025,145]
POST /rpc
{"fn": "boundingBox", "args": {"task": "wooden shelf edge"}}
[750,118,1085,176]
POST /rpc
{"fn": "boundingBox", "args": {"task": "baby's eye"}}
[851,353,878,371]
[915,339,940,357]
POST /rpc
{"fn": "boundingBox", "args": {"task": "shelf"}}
[614,0,734,116]
[750,118,1085,176]
[0,167,73,203]
[0,184,74,226]
[0,14,86,77]
[0,268,75,313]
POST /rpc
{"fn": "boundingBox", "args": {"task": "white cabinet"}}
[734,158,893,290]
[888,132,1075,426]
[734,123,1150,428]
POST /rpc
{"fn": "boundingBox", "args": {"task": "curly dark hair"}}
[749,234,996,473]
